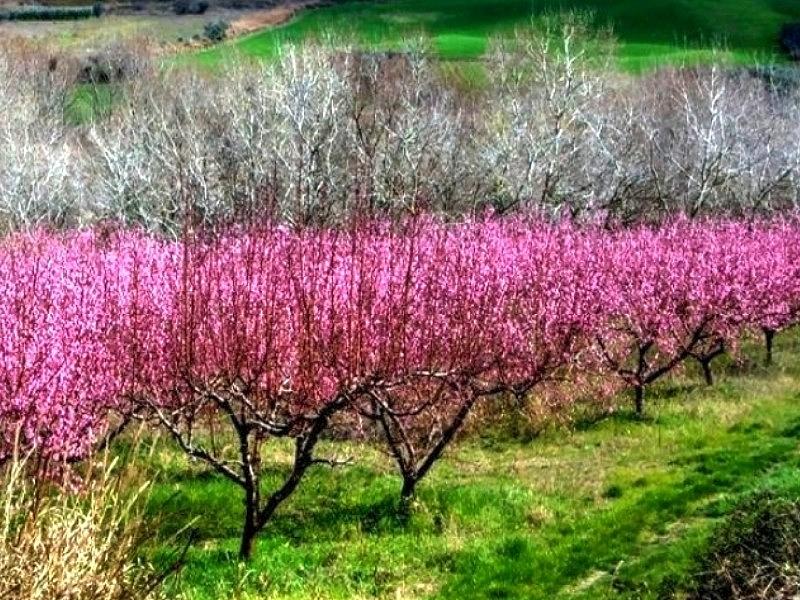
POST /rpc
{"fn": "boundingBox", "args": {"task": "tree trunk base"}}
[700,359,714,386]
[634,386,644,416]
[239,525,256,561]
[764,329,775,367]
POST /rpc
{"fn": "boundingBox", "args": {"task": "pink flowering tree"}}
[591,221,749,413]
[680,222,757,385]
[125,220,495,559]
[740,220,800,366]
[358,219,605,502]
[125,228,353,559]
[0,232,127,469]
[486,221,606,398]
[3,215,799,559]
[682,220,800,377]
[355,219,508,503]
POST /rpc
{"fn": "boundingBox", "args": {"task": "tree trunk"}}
[699,358,714,386]
[400,475,418,506]
[634,385,644,416]
[239,506,258,561]
[764,328,775,366]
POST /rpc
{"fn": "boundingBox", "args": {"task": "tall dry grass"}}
[0,447,175,600]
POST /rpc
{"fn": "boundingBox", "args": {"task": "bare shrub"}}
[0,38,157,233]
[691,491,800,599]
[0,40,77,231]
[637,64,800,218]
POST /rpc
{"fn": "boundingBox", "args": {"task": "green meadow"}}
[195,0,800,69]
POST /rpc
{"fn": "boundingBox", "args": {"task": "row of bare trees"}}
[2,21,800,233]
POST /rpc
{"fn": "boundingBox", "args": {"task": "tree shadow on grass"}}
[147,464,420,544]
[571,382,702,432]
[778,415,800,439]
[571,407,641,432]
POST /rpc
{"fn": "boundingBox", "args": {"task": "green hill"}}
[197,0,800,69]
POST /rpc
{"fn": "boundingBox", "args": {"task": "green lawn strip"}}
[438,396,800,599]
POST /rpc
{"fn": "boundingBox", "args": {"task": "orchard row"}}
[1,217,797,558]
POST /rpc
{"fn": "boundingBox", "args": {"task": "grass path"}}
[194,0,800,69]
[131,333,800,599]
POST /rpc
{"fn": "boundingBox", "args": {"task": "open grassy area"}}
[195,0,800,69]
[0,10,239,48]
[125,332,800,599]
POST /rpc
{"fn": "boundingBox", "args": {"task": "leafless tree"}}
[4,24,800,232]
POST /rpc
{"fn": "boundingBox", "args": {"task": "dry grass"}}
[0,11,229,48]
[0,449,172,600]
[0,1,316,49]
[227,1,315,37]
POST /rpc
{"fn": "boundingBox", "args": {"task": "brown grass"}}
[0,449,173,600]
[228,0,316,37]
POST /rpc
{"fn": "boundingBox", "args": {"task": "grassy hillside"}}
[196,0,800,69]
[133,332,800,599]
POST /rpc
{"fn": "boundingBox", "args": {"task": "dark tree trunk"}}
[400,475,417,507]
[634,385,644,416]
[376,390,478,505]
[238,480,260,560]
[764,328,775,366]
[235,401,342,561]
[699,358,714,386]
[239,514,258,561]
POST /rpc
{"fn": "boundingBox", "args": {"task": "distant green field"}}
[195,0,800,69]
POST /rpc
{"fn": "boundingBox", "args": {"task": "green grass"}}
[65,83,116,125]
[193,0,800,69]
[126,332,800,599]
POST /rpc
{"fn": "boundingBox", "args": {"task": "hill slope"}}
[199,0,800,68]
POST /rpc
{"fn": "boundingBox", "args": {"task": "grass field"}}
[195,0,800,69]
[0,10,244,48]
[126,332,800,599]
